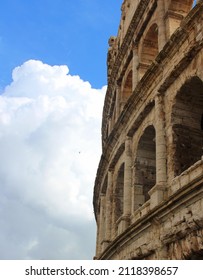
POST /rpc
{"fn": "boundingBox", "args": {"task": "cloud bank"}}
[0,60,105,259]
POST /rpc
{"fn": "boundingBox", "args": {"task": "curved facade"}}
[93,0,203,260]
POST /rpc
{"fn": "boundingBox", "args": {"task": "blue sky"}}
[0,0,123,260]
[0,0,123,91]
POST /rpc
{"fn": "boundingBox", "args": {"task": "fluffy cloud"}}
[0,60,105,259]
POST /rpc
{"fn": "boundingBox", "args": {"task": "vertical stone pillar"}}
[95,216,100,258]
[157,0,167,50]
[118,137,132,233]
[149,95,167,208]
[111,170,117,239]
[132,44,139,90]
[115,84,121,119]
[108,116,112,135]
[155,95,167,185]
[102,171,113,250]
[123,137,133,216]
[98,194,106,255]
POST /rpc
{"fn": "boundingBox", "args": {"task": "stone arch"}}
[114,163,124,222]
[172,76,203,177]
[141,23,159,65]
[122,69,132,103]
[134,125,156,204]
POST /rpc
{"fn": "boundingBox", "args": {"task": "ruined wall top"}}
[107,0,140,80]
[110,0,140,46]
[119,0,140,43]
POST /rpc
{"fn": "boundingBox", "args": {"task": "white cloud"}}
[0,60,105,259]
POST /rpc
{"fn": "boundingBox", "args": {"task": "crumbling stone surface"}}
[93,0,203,260]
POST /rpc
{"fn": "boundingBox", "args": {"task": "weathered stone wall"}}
[93,0,203,260]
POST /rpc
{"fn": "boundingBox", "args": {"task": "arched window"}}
[135,125,156,204]
[122,70,132,103]
[172,76,203,176]
[141,24,158,65]
[115,163,124,222]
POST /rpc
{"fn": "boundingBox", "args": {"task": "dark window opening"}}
[115,163,124,222]
[135,125,156,203]
[201,113,203,130]
[172,76,203,176]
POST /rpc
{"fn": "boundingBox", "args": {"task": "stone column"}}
[98,194,106,255]
[102,171,113,250]
[111,170,117,239]
[149,95,167,208]
[132,44,139,90]
[157,0,167,50]
[108,116,112,135]
[155,95,167,185]
[95,217,100,258]
[118,137,132,232]
[115,84,121,119]
[124,137,133,216]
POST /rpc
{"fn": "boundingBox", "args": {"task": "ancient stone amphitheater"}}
[93,0,203,260]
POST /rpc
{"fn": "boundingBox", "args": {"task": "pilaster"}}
[149,95,167,209]
[157,0,167,50]
[118,137,132,232]
[132,44,139,90]
[155,95,167,185]
[98,194,106,254]
[102,171,113,250]
[115,84,121,119]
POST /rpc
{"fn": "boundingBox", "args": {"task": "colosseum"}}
[93,0,203,260]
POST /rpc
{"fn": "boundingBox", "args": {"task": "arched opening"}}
[141,24,158,65]
[172,76,203,177]
[135,126,156,204]
[115,163,124,222]
[122,70,132,104]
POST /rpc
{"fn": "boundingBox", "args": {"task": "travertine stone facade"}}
[93,0,203,260]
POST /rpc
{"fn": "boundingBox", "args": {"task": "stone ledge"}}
[169,159,203,197]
